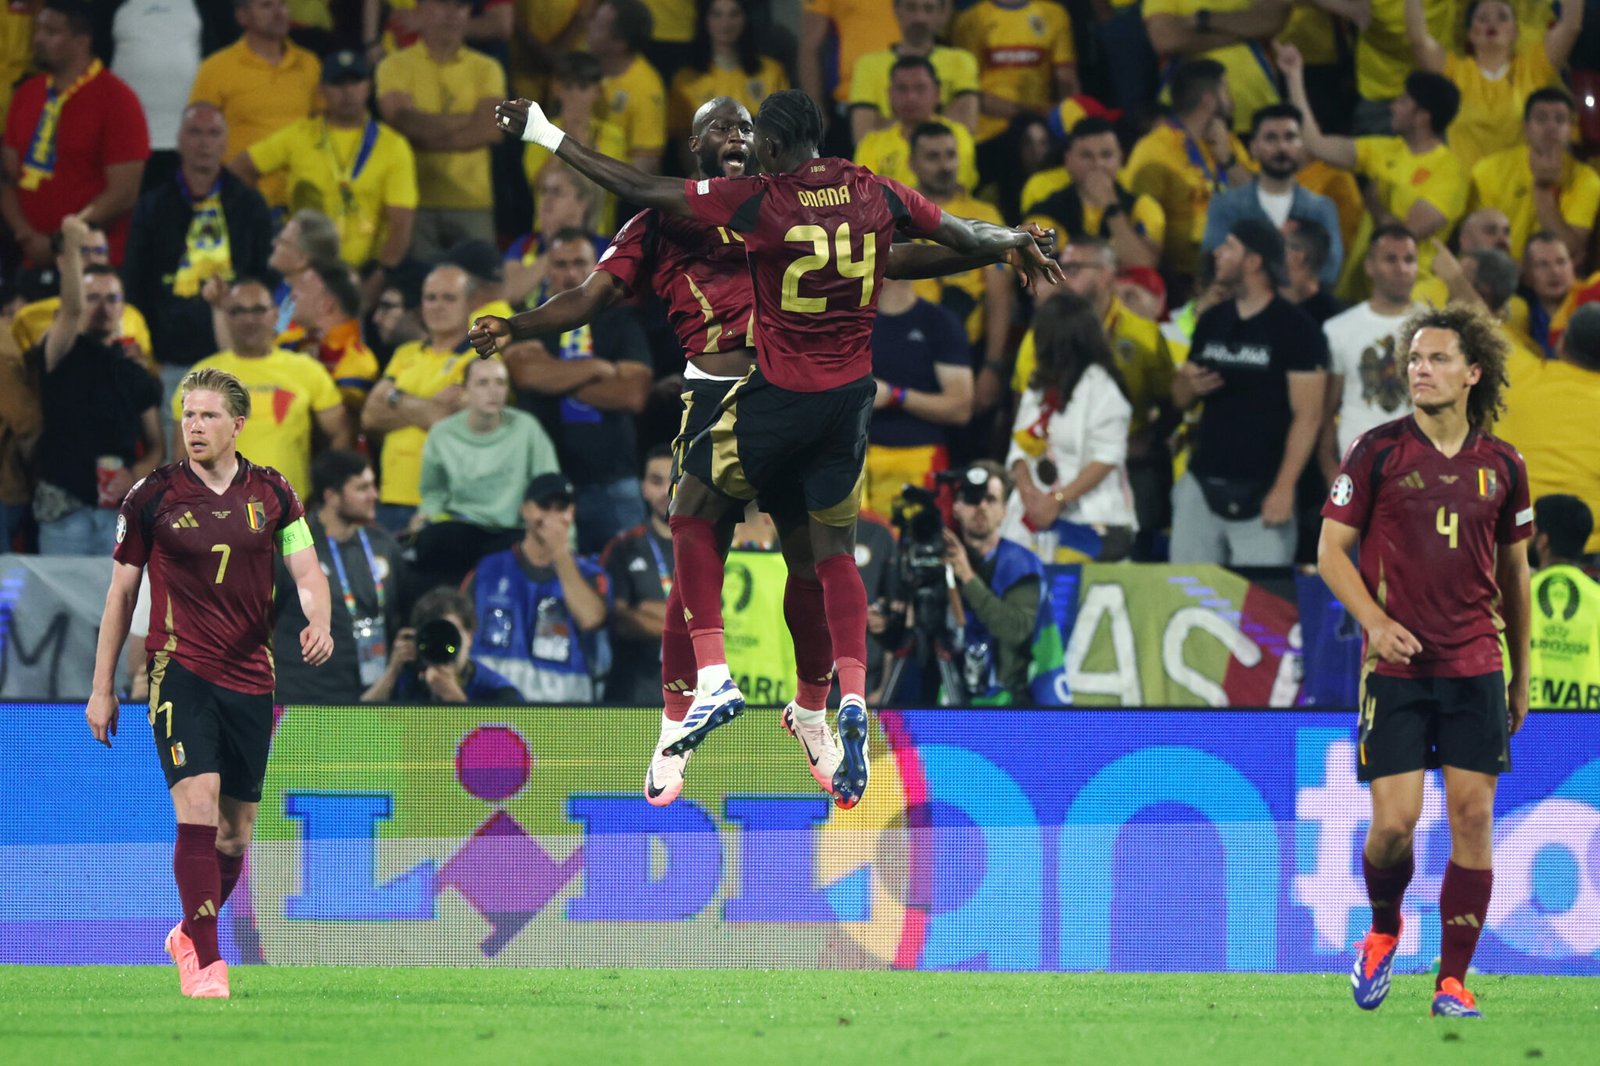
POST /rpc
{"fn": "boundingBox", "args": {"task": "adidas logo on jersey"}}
[171,511,200,529]
[1399,472,1426,490]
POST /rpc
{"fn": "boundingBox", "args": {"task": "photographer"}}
[364,588,521,704]
[942,462,1048,705]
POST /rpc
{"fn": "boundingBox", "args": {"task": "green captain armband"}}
[276,516,314,555]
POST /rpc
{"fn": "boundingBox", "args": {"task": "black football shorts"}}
[1356,670,1511,782]
[147,653,275,802]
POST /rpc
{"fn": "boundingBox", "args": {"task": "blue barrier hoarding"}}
[1,704,1596,972]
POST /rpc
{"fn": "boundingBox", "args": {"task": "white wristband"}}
[520,112,565,152]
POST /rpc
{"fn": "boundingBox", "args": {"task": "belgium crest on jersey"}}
[245,497,267,532]
[1477,468,1497,499]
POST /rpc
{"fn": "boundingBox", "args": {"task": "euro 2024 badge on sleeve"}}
[1330,473,1354,507]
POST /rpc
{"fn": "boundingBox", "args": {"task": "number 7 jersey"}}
[683,158,944,392]
[1322,416,1532,680]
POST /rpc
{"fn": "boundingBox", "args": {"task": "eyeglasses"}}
[82,245,110,256]
[706,121,754,137]
[228,305,272,316]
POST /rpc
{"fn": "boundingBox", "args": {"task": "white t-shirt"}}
[1323,300,1419,456]
[113,0,204,150]
[1256,187,1294,229]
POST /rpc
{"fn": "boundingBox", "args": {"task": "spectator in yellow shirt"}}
[854,58,978,193]
[1403,0,1581,170]
[1027,116,1164,271]
[953,0,1077,146]
[188,0,321,208]
[668,0,790,158]
[361,262,477,530]
[589,0,667,172]
[1126,59,1252,282]
[1144,0,1294,136]
[800,0,899,120]
[1470,87,1599,266]
[174,278,351,498]
[375,0,505,260]
[233,50,418,279]
[1283,44,1467,279]
[525,52,629,234]
[849,0,978,145]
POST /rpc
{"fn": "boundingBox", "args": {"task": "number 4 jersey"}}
[683,158,943,392]
[1323,416,1531,680]
[115,458,310,695]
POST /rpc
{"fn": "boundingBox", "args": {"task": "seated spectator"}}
[1017,98,1120,213]
[1026,117,1164,271]
[523,52,628,234]
[1518,231,1580,358]
[188,0,321,209]
[953,0,1076,149]
[283,261,382,413]
[1402,0,1582,171]
[600,445,675,705]
[848,0,976,145]
[865,278,972,518]
[1470,88,1598,267]
[232,49,419,278]
[365,586,522,704]
[507,163,610,306]
[854,57,977,192]
[376,0,506,258]
[1,0,149,266]
[263,207,342,337]
[1144,0,1291,136]
[1170,219,1326,567]
[273,449,407,704]
[1458,206,1514,257]
[124,103,274,394]
[0,279,37,551]
[588,0,667,171]
[444,237,515,320]
[1202,103,1345,288]
[1126,59,1251,284]
[29,218,164,555]
[467,472,612,702]
[1282,221,1344,325]
[365,281,423,369]
[412,356,560,587]
[175,278,351,499]
[512,228,652,553]
[1003,292,1135,563]
[12,224,155,374]
[670,0,790,157]
[362,263,477,531]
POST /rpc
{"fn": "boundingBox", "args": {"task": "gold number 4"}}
[1435,505,1459,549]
[211,543,232,583]
[780,222,877,314]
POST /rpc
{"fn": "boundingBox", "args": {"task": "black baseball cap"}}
[321,50,371,84]
[525,473,576,506]
[1229,217,1286,280]
[444,239,505,285]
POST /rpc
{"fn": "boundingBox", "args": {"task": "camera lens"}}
[414,618,462,665]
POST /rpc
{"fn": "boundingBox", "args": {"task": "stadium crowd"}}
[3,0,1599,706]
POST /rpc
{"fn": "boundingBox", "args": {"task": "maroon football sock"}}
[660,585,695,722]
[669,515,727,670]
[815,553,868,700]
[784,575,834,708]
[174,823,221,967]
[1362,850,1413,936]
[1438,861,1493,990]
[216,849,244,908]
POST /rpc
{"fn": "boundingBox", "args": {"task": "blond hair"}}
[180,367,251,419]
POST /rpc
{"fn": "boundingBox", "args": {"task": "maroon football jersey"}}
[1322,417,1532,679]
[114,458,307,695]
[595,209,755,359]
[682,159,943,391]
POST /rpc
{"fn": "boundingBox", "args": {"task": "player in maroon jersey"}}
[477,96,1047,807]
[1318,304,1531,1019]
[501,89,1059,808]
[85,367,333,999]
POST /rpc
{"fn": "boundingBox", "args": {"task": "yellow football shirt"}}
[188,39,322,206]
[375,44,505,210]
[602,54,667,158]
[854,117,978,195]
[378,340,475,505]
[1010,296,1174,434]
[849,46,980,120]
[911,193,1005,344]
[668,57,789,137]
[1444,42,1559,171]
[171,348,341,497]
[1471,146,1600,258]
[1299,159,1364,256]
[1024,190,1166,251]
[1126,121,1247,277]
[524,115,629,234]
[1354,137,1468,274]
[1144,0,1278,134]
[0,6,32,129]
[247,117,418,268]
[641,0,694,43]
[803,0,900,104]
[953,0,1075,142]
[1496,346,1600,553]
[1358,0,1464,101]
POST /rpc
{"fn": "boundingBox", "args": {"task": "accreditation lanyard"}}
[327,528,386,619]
[645,531,672,598]
[20,60,102,190]
[322,119,380,215]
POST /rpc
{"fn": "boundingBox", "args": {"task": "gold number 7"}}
[211,543,231,583]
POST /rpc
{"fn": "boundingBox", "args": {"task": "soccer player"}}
[504,89,1058,808]
[476,96,1047,807]
[85,367,334,999]
[1318,304,1532,1019]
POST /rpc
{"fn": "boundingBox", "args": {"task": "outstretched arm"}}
[467,269,626,356]
[1401,0,1448,73]
[929,212,1064,288]
[883,223,1054,280]
[1277,43,1357,170]
[499,99,690,215]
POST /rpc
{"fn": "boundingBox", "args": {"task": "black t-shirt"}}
[1189,296,1327,483]
[525,304,651,487]
[601,522,673,704]
[868,298,969,448]
[29,336,161,506]
[1296,288,1346,326]
[272,515,407,704]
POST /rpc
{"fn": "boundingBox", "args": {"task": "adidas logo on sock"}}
[192,899,216,921]
[1445,913,1481,929]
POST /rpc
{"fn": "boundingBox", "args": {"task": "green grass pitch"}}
[5,968,1596,1065]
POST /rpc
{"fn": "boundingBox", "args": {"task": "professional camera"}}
[414,618,462,667]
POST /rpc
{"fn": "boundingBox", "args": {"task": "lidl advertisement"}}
[2,704,1597,973]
